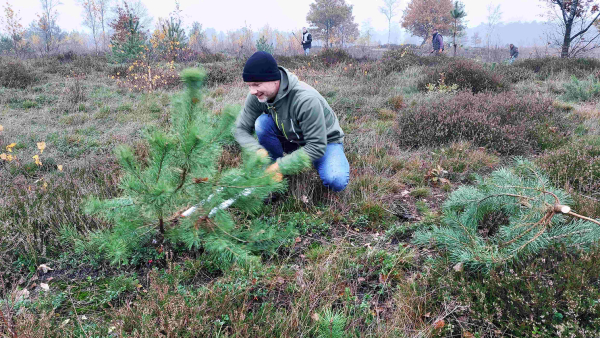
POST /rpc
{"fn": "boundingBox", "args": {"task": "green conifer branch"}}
[414,159,600,271]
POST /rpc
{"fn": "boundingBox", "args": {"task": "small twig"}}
[0,307,16,338]
[567,211,600,226]
[68,290,90,338]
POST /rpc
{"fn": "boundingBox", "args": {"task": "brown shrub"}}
[388,95,404,110]
[395,91,573,155]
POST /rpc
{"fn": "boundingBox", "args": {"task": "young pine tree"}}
[109,3,146,63]
[414,158,600,271]
[83,68,310,266]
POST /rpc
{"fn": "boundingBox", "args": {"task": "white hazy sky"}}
[6,0,548,33]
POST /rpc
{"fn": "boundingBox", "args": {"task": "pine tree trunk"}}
[453,20,457,57]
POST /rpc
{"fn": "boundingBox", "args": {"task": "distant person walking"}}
[302,27,312,56]
[509,44,519,64]
[431,28,444,55]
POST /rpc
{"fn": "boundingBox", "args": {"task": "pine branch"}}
[415,159,600,271]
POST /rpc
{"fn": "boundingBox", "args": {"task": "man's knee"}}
[322,172,349,192]
[255,114,275,138]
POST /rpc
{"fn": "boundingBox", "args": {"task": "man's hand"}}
[266,162,283,182]
[257,148,269,159]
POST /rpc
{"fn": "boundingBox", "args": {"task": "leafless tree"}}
[78,0,100,53]
[96,0,112,50]
[379,0,401,45]
[38,0,62,54]
[485,3,502,60]
[543,0,600,57]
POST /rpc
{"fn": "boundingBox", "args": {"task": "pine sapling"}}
[84,68,311,266]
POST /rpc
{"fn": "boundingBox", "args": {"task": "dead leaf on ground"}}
[433,319,445,330]
[40,283,50,291]
[311,313,320,321]
[14,289,30,301]
[38,264,54,273]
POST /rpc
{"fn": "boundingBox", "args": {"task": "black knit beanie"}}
[242,51,281,82]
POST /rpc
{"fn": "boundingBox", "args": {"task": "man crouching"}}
[234,51,350,192]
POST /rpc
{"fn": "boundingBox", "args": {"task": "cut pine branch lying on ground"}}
[414,158,600,271]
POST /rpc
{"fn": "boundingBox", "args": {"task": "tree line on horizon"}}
[0,0,599,58]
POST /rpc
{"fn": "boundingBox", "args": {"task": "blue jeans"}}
[304,47,310,56]
[255,114,349,192]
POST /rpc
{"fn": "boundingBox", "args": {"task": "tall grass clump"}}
[0,160,121,280]
[395,91,572,154]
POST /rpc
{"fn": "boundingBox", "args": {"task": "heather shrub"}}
[561,75,600,102]
[56,51,77,63]
[196,51,227,63]
[72,54,108,73]
[493,64,535,83]
[536,136,600,194]
[30,57,69,75]
[424,246,600,337]
[381,47,449,74]
[115,60,180,92]
[516,57,600,80]
[395,91,572,155]
[204,61,241,86]
[318,48,352,66]
[107,64,130,78]
[274,54,311,69]
[417,59,506,93]
[0,59,40,88]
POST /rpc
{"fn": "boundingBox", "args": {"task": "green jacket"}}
[234,67,344,169]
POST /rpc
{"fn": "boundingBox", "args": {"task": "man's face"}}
[247,81,280,103]
[303,28,307,33]
[433,29,438,35]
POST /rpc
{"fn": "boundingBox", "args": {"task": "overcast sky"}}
[7,0,548,34]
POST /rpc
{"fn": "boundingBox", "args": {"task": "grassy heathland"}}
[2,50,600,337]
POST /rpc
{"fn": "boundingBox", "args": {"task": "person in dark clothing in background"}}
[431,28,444,55]
[509,44,519,64]
[302,27,312,56]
